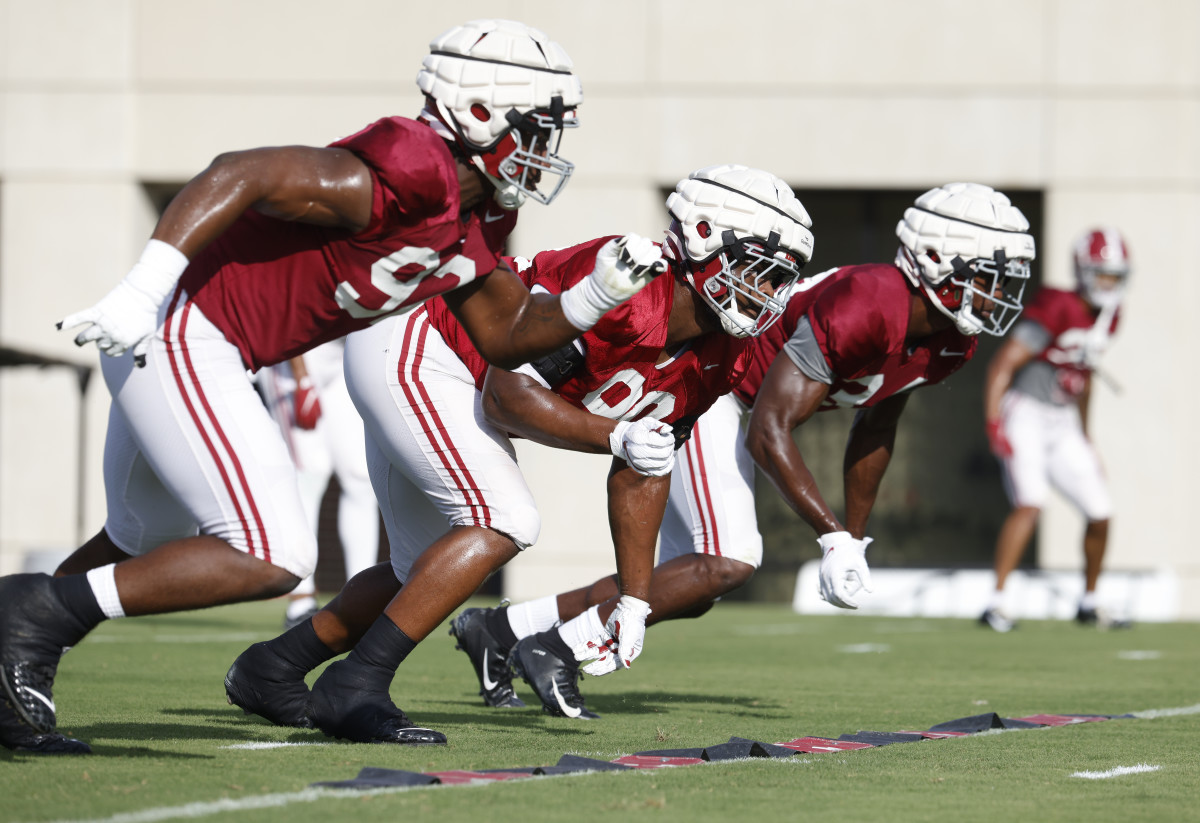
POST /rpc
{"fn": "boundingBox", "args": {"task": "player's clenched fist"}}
[817,531,874,609]
[609,418,675,476]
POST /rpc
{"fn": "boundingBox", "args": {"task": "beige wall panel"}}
[653,0,1046,89]
[1050,98,1198,183]
[134,1,524,86]
[654,95,1045,186]
[561,96,657,184]
[1051,0,1200,87]
[3,0,131,84]
[528,2,652,86]
[1,182,146,354]
[131,92,424,178]
[3,92,129,173]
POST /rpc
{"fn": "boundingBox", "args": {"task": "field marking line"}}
[220,742,330,750]
[1130,704,1200,719]
[86,633,264,644]
[1071,763,1161,780]
[836,643,891,654]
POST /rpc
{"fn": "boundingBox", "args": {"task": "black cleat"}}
[509,635,598,720]
[1076,606,1132,630]
[978,608,1015,633]
[309,659,446,745]
[449,608,525,708]
[0,574,89,739]
[1,693,90,754]
[225,641,314,728]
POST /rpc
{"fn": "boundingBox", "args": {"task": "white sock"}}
[555,605,607,658]
[1080,591,1097,611]
[86,564,125,619]
[505,594,561,640]
[987,589,1005,612]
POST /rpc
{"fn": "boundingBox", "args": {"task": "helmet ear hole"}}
[927,250,940,264]
[696,221,712,239]
[470,103,490,122]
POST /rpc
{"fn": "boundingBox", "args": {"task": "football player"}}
[980,228,1130,632]
[0,19,654,755]
[459,183,1035,717]
[222,165,815,736]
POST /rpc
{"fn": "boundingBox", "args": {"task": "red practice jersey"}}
[426,236,752,427]
[735,263,977,410]
[1018,287,1120,399]
[180,117,517,370]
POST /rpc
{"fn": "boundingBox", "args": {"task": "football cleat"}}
[224,641,314,728]
[0,574,89,737]
[282,603,321,632]
[308,659,446,745]
[1076,606,1132,630]
[0,692,90,754]
[978,608,1015,633]
[508,635,599,719]
[449,608,525,708]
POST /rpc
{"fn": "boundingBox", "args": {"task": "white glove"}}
[609,419,675,476]
[559,234,667,331]
[606,595,651,670]
[58,240,189,366]
[817,531,874,609]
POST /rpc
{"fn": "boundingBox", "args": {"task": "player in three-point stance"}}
[223,165,814,731]
[458,183,1036,716]
[979,228,1130,632]
[0,19,659,754]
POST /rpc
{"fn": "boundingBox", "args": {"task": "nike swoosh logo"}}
[550,679,582,718]
[484,211,506,223]
[940,348,966,357]
[21,685,55,714]
[481,649,498,691]
[703,364,721,370]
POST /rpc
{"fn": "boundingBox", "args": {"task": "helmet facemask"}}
[932,249,1031,337]
[688,229,804,338]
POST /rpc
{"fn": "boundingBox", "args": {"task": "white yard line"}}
[220,742,329,750]
[1071,763,1161,780]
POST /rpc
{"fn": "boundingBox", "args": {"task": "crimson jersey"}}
[180,117,517,370]
[734,263,977,410]
[425,236,752,426]
[1018,287,1120,400]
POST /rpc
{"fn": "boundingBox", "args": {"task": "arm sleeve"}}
[781,315,834,384]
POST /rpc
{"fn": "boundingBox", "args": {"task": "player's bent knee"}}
[702,555,756,595]
[504,504,541,550]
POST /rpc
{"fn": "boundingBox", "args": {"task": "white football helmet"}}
[1073,227,1130,310]
[895,182,1036,336]
[664,165,815,338]
[417,19,583,209]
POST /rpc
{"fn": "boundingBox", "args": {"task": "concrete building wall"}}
[2,1,1197,614]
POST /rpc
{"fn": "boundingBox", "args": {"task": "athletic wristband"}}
[560,275,617,331]
[125,239,190,302]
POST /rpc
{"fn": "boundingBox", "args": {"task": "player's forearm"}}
[482,380,612,454]
[449,274,585,371]
[606,463,668,600]
[746,424,842,535]
[843,445,891,539]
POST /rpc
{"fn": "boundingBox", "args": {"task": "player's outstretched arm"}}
[481,367,675,476]
[444,235,666,371]
[745,354,842,535]
[983,337,1036,455]
[59,146,373,362]
[603,461,668,667]
[843,393,908,539]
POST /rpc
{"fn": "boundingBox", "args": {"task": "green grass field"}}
[2,599,1198,823]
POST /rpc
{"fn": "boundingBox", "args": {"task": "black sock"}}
[272,619,337,674]
[486,606,519,650]
[53,574,107,641]
[536,627,575,663]
[347,615,417,673]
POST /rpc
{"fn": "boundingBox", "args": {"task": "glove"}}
[559,234,667,331]
[57,240,189,367]
[606,595,651,670]
[293,376,322,430]
[817,531,873,609]
[609,418,675,476]
[985,419,1012,458]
